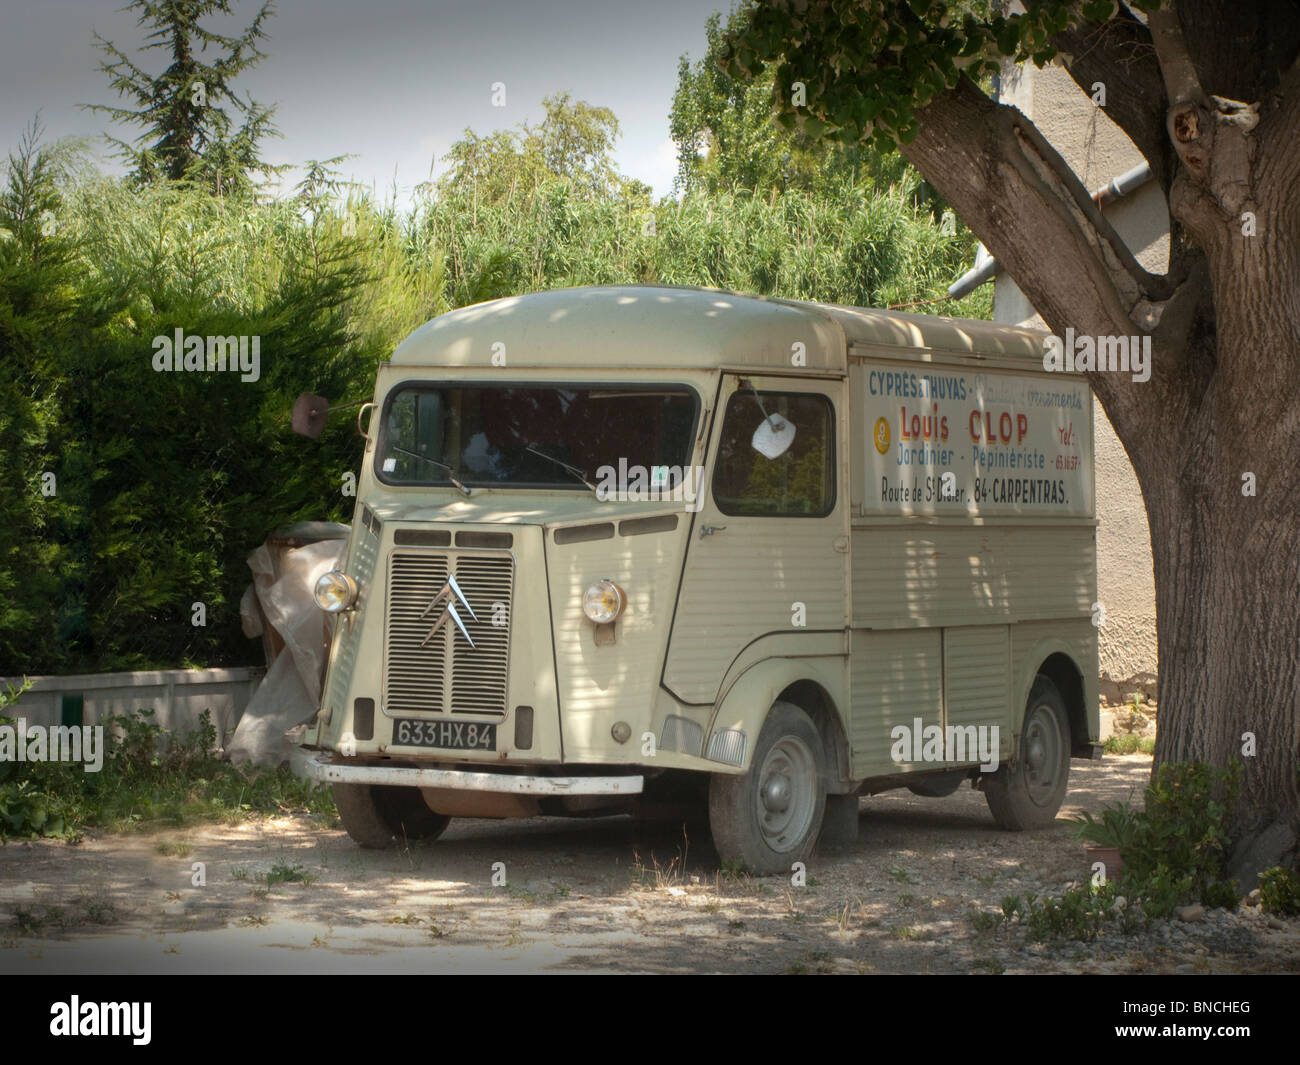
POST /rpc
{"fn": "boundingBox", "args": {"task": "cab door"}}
[663,374,848,705]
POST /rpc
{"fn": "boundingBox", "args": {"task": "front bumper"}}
[290,746,645,796]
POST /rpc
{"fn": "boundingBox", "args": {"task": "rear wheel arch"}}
[1033,652,1089,757]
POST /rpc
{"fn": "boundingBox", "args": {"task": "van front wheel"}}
[984,676,1071,831]
[333,783,452,849]
[709,701,827,875]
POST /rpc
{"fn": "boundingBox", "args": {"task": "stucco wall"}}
[992,61,1160,697]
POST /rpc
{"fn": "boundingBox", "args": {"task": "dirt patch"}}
[1,754,1295,974]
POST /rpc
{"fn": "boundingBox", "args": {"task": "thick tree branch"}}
[1148,3,1217,179]
[899,76,1176,437]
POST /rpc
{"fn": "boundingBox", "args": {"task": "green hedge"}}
[1,151,986,674]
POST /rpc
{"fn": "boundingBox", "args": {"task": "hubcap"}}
[755,736,816,852]
[1022,704,1062,806]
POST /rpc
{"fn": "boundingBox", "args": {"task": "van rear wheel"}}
[709,701,827,875]
[333,783,452,848]
[984,676,1071,831]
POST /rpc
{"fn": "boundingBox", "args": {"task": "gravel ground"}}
[1,753,1296,974]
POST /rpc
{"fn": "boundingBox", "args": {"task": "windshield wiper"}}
[524,445,600,496]
[390,446,472,496]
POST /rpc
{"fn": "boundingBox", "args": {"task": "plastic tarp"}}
[228,538,346,766]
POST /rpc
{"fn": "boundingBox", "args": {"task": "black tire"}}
[333,783,452,849]
[984,676,1071,831]
[709,701,827,875]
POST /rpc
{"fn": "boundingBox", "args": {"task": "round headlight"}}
[314,569,359,613]
[582,580,626,624]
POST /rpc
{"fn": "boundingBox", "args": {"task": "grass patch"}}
[9,888,121,934]
[0,709,336,841]
[1104,734,1156,755]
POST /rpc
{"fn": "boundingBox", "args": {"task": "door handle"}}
[699,524,727,539]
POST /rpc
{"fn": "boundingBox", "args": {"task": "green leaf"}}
[996,19,1021,57]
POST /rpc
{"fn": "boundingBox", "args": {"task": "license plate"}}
[392,718,496,751]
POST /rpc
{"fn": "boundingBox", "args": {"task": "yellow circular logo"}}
[873,417,890,454]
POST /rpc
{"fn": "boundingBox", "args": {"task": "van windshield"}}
[376,383,699,489]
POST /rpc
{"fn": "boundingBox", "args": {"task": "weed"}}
[1259,867,1300,916]
[76,889,120,925]
[11,905,62,934]
[264,861,316,888]
[720,858,747,879]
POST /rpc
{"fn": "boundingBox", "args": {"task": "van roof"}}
[389,284,1049,372]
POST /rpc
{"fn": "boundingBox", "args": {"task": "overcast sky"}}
[1,0,732,204]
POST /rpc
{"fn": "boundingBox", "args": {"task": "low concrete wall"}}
[1,668,264,751]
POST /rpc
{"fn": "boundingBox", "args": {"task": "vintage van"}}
[290,284,1100,874]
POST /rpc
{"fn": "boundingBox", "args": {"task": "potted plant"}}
[1068,801,1141,881]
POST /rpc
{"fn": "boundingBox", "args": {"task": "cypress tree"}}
[85,0,281,195]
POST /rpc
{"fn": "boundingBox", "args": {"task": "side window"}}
[712,391,835,516]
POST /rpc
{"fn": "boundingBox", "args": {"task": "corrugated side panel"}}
[849,628,943,778]
[944,625,1011,761]
[1012,618,1099,691]
[850,524,1094,628]
[664,523,846,703]
[323,523,380,716]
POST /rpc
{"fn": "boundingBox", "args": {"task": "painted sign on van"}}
[862,367,1093,517]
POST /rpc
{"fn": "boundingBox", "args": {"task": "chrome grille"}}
[385,550,513,717]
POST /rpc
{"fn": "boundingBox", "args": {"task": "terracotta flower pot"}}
[1085,844,1124,881]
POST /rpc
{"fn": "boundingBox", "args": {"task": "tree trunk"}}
[898,67,1300,872]
[1145,443,1300,858]
[1142,139,1300,875]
